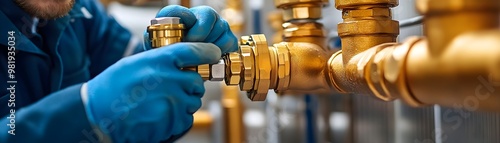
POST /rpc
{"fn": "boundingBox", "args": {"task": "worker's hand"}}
[144,5,238,54]
[83,43,221,143]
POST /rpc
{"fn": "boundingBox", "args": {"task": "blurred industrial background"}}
[103,0,500,142]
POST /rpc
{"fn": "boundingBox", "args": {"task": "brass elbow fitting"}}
[327,0,500,111]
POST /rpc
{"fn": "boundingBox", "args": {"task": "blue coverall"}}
[0,0,144,142]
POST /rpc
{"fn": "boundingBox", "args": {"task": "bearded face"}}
[15,0,75,19]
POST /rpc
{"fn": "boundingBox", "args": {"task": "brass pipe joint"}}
[329,0,400,96]
[147,17,225,81]
[228,35,331,100]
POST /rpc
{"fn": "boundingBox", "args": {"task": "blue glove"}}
[144,5,239,53]
[83,43,221,143]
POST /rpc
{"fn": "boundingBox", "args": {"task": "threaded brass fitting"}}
[147,17,224,81]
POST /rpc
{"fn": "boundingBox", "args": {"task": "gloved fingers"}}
[155,5,196,28]
[203,18,227,43]
[213,29,239,53]
[161,125,193,143]
[185,6,218,42]
[171,114,194,137]
[176,70,205,97]
[182,93,203,114]
[154,42,221,68]
[188,6,239,53]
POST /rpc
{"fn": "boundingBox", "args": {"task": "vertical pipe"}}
[222,85,246,143]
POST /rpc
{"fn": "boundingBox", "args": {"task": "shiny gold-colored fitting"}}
[224,53,242,85]
[282,22,327,48]
[249,35,272,101]
[147,18,184,48]
[239,45,255,91]
[275,0,328,8]
[342,8,391,19]
[274,0,329,21]
[338,20,399,37]
[335,0,398,9]
[273,43,291,91]
[198,64,211,81]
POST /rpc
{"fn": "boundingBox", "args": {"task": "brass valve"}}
[148,17,330,102]
[147,17,225,81]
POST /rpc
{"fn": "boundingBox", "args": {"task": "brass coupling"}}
[147,17,184,47]
[232,35,292,101]
[147,17,225,81]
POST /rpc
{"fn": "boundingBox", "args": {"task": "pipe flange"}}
[239,45,255,91]
[224,53,242,85]
[248,34,271,101]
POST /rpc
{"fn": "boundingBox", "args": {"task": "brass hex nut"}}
[239,45,255,91]
[342,8,391,19]
[224,53,242,85]
[335,0,398,9]
[283,6,322,21]
[274,43,291,91]
[210,60,225,81]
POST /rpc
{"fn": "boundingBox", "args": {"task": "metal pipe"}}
[327,0,500,111]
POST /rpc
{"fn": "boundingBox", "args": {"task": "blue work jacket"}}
[0,0,143,142]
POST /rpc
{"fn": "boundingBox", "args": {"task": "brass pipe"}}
[192,111,213,129]
[405,0,500,109]
[327,0,500,111]
[147,17,225,81]
[221,85,246,143]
